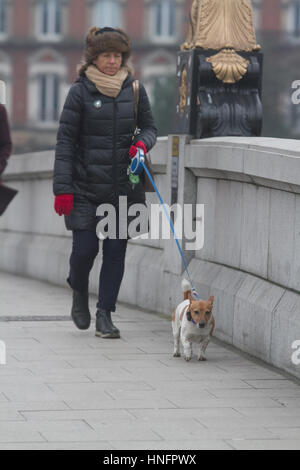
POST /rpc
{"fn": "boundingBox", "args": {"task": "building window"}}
[28,49,67,127]
[141,50,177,134]
[93,0,122,28]
[150,0,176,42]
[38,74,59,122]
[36,0,61,38]
[287,1,300,37]
[0,0,6,35]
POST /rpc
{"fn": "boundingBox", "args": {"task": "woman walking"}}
[53,27,157,338]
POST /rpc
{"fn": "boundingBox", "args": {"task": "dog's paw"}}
[173,351,181,357]
[184,354,192,362]
[198,355,207,362]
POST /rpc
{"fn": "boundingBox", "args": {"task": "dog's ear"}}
[209,295,214,305]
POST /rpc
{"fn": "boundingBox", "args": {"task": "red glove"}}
[129,141,147,159]
[54,194,74,216]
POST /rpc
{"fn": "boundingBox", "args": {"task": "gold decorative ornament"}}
[181,0,261,84]
[181,0,260,52]
[206,49,250,84]
[179,66,187,114]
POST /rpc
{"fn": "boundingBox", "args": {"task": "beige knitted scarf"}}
[85,65,128,98]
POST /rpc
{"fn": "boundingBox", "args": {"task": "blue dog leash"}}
[130,149,199,300]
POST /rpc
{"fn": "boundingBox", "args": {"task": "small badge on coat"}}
[93,100,102,109]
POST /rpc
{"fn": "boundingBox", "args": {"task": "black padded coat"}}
[53,73,157,231]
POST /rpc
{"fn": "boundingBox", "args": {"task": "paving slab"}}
[227,439,300,450]
[1,271,300,450]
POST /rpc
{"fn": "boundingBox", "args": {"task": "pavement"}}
[1,271,300,450]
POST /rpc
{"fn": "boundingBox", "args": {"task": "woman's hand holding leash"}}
[129,141,147,158]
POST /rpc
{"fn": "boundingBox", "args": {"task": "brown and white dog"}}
[172,279,215,362]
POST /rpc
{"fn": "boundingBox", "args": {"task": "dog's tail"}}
[181,279,192,300]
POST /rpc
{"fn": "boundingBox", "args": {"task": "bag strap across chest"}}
[132,80,139,123]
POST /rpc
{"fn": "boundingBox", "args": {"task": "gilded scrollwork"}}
[181,0,261,84]
[181,0,260,52]
[179,66,187,114]
[206,49,250,84]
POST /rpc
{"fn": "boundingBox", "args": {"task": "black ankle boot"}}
[71,290,91,330]
[106,311,120,337]
[95,309,120,338]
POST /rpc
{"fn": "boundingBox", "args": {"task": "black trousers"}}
[67,230,128,312]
